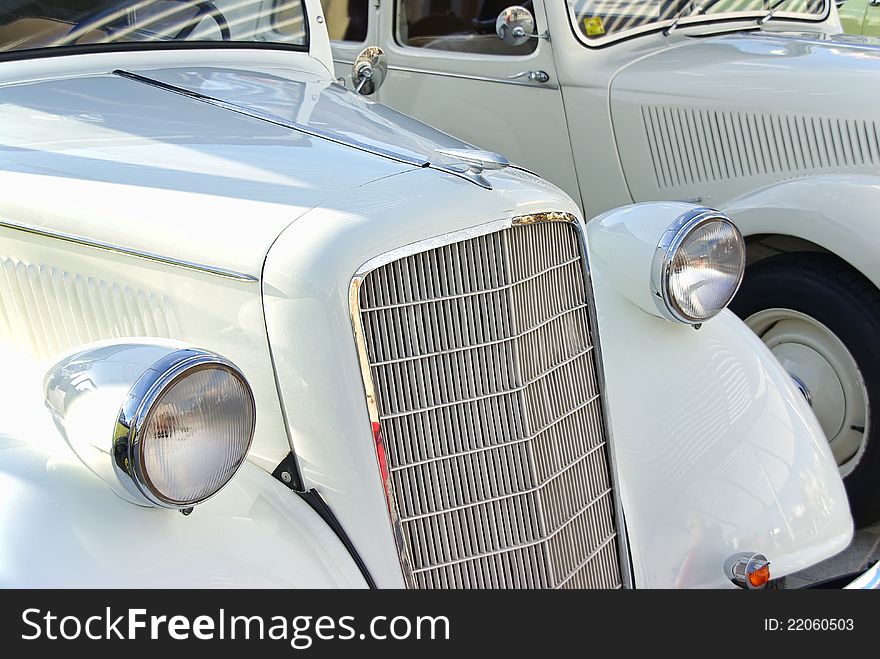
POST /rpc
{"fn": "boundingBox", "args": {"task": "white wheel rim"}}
[745,308,870,477]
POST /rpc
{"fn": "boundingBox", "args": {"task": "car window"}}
[568,0,828,46]
[0,0,308,54]
[396,0,537,54]
[319,0,368,41]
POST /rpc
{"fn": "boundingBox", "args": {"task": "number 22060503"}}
[764,619,854,631]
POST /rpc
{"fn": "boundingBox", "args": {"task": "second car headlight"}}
[651,209,745,324]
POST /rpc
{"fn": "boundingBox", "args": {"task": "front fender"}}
[0,437,367,588]
[590,259,853,588]
[723,175,880,287]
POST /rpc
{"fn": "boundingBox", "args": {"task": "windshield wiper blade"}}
[663,1,699,37]
[663,0,793,37]
[758,0,793,24]
[663,0,727,37]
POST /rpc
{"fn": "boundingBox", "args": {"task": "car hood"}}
[610,30,880,206]
[0,65,474,279]
[128,66,474,165]
[614,29,880,105]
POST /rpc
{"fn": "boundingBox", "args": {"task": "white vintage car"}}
[0,0,855,589]
[330,0,880,526]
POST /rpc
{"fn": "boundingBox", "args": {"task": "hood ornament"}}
[435,148,510,189]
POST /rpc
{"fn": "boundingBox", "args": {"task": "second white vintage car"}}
[0,0,854,588]
[330,0,880,526]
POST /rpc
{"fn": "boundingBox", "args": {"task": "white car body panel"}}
[587,204,852,585]
[0,441,367,588]
[611,32,880,210]
[723,176,880,291]
[0,4,855,587]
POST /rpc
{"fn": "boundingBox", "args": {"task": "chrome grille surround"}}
[349,212,630,589]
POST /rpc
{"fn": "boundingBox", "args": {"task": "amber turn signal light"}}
[748,562,771,588]
[724,552,771,589]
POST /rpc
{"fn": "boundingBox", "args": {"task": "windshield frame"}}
[565,0,831,48]
[0,0,311,62]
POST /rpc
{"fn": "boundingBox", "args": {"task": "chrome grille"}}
[355,217,622,589]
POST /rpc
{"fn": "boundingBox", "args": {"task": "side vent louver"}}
[0,257,179,360]
[641,106,880,189]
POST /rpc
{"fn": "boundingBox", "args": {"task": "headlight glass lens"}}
[138,364,255,506]
[662,215,745,323]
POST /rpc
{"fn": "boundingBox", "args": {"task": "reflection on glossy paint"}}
[591,261,851,586]
[140,67,472,162]
[0,101,310,187]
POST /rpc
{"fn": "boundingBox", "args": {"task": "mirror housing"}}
[351,46,387,96]
[495,6,537,47]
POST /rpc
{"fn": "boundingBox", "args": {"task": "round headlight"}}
[114,350,256,509]
[651,209,745,324]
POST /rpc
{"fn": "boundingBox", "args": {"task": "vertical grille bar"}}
[353,216,622,589]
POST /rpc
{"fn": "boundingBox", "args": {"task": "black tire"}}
[730,252,880,527]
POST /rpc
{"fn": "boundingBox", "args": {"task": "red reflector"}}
[372,421,390,486]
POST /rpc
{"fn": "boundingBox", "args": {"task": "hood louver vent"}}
[641,105,880,189]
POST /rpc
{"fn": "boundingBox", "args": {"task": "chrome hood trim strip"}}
[113,70,431,169]
[0,217,258,282]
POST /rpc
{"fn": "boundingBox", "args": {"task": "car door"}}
[319,0,378,82]
[364,0,581,204]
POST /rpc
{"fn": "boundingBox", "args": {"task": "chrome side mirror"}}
[351,46,387,96]
[495,6,537,47]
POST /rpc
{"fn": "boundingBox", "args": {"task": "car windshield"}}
[567,0,827,45]
[0,0,307,54]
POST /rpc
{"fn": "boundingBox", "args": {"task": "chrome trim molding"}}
[349,260,418,587]
[649,207,745,324]
[112,349,256,509]
[113,70,430,168]
[0,217,259,282]
[348,211,633,588]
[563,213,634,590]
[386,63,560,90]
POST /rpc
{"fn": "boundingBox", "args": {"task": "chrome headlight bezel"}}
[112,349,256,510]
[650,208,746,324]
